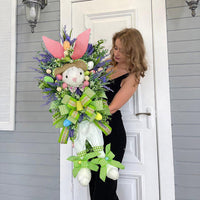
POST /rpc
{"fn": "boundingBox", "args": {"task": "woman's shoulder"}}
[121,72,139,87]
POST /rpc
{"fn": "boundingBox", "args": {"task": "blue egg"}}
[63,119,72,127]
[105,157,109,161]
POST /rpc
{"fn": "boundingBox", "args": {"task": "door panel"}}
[71,0,159,199]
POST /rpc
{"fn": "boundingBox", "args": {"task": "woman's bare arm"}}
[109,74,138,114]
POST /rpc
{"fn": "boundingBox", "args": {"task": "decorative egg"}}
[46,69,51,74]
[44,76,54,83]
[56,87,62,92]
[105,157,109,161]
[84,71,90,76]
[83,80,89,87]
[95,112,102,120]
[63,119,72,127]
[56,74,62,81]
[63,40,71,50]
[63,56,71,62]
[62,82,68,89]
[64,50,69,56]
[98,67,103,72]
[87,61,94,70]
[84,76,89,81]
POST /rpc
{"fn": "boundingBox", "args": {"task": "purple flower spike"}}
[94,61,107,71]
[87,43,94,55]
[59,32,64,43]
[34,50,54,64]
[69,128,74,137]
[43,88,52,92]
[103,85,113,92]
[48,82,59,87]
[100,76,107,83]
[70,38,76,45]
[31,67,43,74]
[66,35,70,41]
[78,114,85,123]
[75,88,82,96]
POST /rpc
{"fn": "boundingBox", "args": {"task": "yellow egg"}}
[95,112,102,121]
[78,161,82,164]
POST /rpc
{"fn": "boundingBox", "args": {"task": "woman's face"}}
[113,38,127,64]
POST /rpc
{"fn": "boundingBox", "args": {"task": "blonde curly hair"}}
[110,28,148,83]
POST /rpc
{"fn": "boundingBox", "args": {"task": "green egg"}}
[63,56,71,62]
[44,76,54,83]
[84,71,90,76]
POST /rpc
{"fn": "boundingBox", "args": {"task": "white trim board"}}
[0,0,16,131]
[151,0,175,199]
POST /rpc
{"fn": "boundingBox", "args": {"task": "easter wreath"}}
[34,27,124,186]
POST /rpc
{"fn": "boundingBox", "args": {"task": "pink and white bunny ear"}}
[71,29,91,60]
[42,36,65,59]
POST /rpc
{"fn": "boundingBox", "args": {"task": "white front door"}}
[69,0,159,199]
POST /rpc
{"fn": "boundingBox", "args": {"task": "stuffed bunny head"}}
[54,60,88,88]
[62,66,85,87]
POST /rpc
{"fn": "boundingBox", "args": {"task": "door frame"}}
[60,0,175,199]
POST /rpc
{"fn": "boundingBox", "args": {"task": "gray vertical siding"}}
[0,0,60,200]
[166,0,200,199]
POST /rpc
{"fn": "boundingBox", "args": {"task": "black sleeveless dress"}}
[89,74,127,200]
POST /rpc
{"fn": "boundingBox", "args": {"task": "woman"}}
[89,28,148,200]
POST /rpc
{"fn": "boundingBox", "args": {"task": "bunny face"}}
[62,66,85,87]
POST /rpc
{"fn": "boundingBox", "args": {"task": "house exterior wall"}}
[0,0,60,200]
[166,0,200,199]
